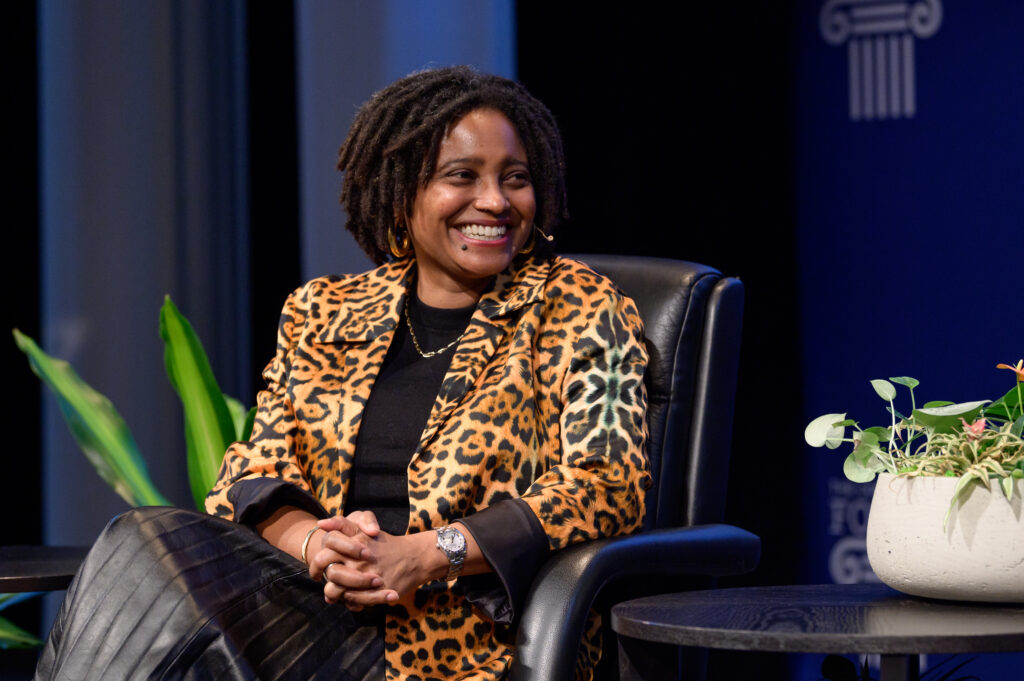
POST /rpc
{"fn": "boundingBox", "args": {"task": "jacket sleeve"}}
[205,283,328,524]
[454,283,651,624]
[519,287,651,551]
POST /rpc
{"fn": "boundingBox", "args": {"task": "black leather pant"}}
[34,507,384,681]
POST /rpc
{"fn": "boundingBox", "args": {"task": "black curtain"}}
[516,4,803,677]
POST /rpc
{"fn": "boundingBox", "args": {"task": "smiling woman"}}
[34,67,649,681]
[407,108,537,308]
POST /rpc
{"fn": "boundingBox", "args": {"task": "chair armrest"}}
[508,524,760,681]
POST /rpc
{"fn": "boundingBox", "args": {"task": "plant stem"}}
[887,398,899,471]
[1016,381,1022,421]
[905,386,916,458]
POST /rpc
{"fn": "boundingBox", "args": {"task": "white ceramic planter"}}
[866,472,1024,602]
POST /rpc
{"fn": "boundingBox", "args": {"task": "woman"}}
[36,66,649,681]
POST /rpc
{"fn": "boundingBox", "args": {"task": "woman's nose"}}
[474,179,510,213]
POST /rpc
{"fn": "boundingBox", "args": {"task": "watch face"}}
[439,527,466,553]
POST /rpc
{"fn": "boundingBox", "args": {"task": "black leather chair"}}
[510,255,761,681]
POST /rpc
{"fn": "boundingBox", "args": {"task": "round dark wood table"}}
[611,584,1024,681]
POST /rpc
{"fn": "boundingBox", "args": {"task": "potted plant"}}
[805,361,1024,602]
[2,297,252,649]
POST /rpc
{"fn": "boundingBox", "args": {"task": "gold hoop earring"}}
[387,225,412,258]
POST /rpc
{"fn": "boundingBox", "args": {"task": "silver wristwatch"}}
[435,525,467,581]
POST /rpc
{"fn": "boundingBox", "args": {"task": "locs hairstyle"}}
[337,66,568,265]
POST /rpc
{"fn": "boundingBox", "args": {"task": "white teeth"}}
[459,224,507,240]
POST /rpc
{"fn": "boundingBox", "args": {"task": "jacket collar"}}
[315,259,413,344]
[316,256,551,344]
[477,255,551,321]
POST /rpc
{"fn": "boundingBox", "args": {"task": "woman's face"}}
[406,108,536,308]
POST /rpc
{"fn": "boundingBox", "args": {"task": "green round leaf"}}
[870,379,897,402]
[805,412,846,447]
[916,400,989,416]
[889,376,920,389]
[913,400,989,434]
[864,426,891,441]
[843,450,878,483]
[855,430,880,450]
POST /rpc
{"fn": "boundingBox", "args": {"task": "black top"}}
[344,293,476,534]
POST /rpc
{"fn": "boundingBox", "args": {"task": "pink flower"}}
[997,359,1024,382]
[960,418,987,440]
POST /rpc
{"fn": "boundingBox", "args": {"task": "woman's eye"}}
[447,170,475,181]
[505,172,531,186]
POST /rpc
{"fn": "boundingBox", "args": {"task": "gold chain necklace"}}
[403,297,469,358]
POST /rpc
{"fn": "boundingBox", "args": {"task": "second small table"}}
[611,584,1024,681]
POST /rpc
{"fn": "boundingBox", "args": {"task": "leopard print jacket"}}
[206,255,650,680]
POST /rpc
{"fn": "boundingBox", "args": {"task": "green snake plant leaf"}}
[224,395,257,443]
[159,296,236,510]
[0,592,43,648]
[0,614,42,649]
[12,330,170,507]
[0,593,42,613]
[224,395,249,441]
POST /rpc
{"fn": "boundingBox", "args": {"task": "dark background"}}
[515,4,803,593]
[27,2,1024,680]
[515,5,802,678]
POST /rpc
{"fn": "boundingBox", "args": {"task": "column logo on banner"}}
[820,0,943,121]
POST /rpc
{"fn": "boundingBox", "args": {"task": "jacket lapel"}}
[413,258,551,458]
[316,260,413,345]
[313,260,413,503]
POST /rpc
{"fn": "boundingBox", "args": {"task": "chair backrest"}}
[568,255,744,530]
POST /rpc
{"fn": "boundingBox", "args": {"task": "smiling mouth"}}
[458,224,507,241]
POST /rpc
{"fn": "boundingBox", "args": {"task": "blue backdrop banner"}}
[796,1,1023,678]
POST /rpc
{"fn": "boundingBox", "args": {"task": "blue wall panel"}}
[796,1,1022,677]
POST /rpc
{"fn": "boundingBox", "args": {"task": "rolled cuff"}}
[227,478,329,527]
[455,498,550,625]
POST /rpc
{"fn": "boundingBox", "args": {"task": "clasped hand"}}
[307,510,432,610]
